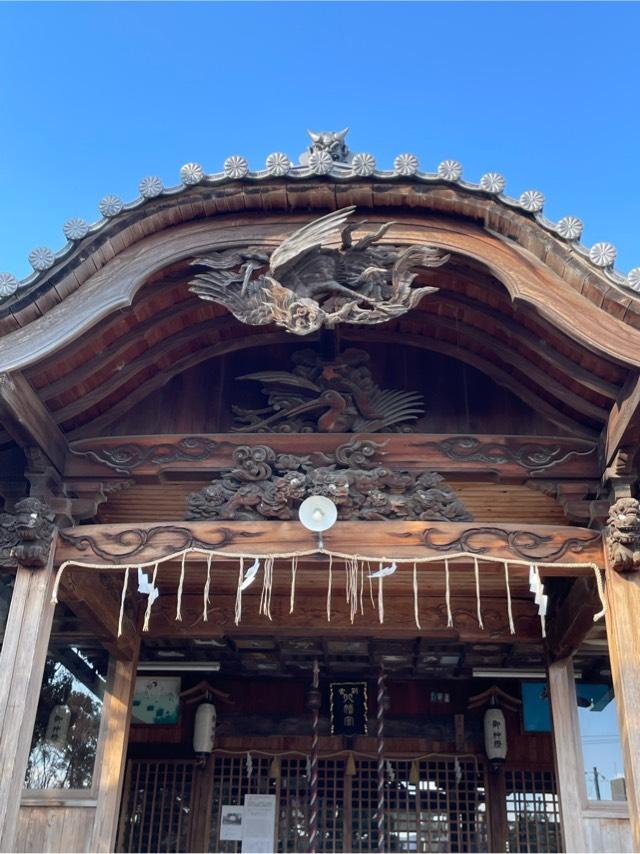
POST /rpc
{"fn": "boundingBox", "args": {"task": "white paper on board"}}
[241,794,276,852]
[220,805,244,841]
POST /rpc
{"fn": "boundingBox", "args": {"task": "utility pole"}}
[593,767,602,801]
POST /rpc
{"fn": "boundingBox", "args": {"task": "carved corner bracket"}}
[605,497,640,572]
[0,497,56,569]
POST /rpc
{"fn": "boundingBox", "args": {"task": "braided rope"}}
[376,666,386,852]
[308,661,320,854]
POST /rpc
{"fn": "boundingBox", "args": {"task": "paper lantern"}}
[193,702,217,754]
[483,707,507,770]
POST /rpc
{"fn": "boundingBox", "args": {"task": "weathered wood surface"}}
[546,576,602,661]
[60,572,137,660]
[90,646,140,853]
[55,520,604,569]
[0,545,58,852]
[548,659,632,853]
[3,208,640,374]
[65,432,599,479]
[24,257,621,441]
[143,592,541,643]
[14,804,95,854]
[0,372,67,473]
[547,658,589,852]
[604,371,640,467]
[604,562,640,851]
[94,479,570,527]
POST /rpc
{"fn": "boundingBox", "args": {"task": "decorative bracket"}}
[605,497,640,573]
[0,497,56,569]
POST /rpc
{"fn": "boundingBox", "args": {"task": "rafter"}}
[0,371,67,473]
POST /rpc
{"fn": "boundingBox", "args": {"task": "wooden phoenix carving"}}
[233,348,424,433]
[606,497,640,572]
[189,206,449,334]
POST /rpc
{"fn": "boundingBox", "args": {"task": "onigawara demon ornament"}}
[606,496,640,572]
[189,206,449,335]
[303,128,351,163]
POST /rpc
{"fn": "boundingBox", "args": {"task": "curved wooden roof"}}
[0,178,636,444]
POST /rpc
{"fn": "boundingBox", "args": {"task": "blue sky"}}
[1,1,639,279]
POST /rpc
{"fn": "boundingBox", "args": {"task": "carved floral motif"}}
[186,438,472,523]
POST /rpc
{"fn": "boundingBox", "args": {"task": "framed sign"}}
[132,677,181,725]
[330,682,368,735]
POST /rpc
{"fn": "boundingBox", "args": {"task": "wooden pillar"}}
[547,658,588,853]
[189,754,215,852]
[0,542,57,853]
[486,767,508,853]
[603,564,640,851]
[90,641,140,853]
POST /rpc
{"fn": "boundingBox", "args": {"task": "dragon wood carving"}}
[606,497,640,572]
[233,348,424,433]
[189,206,449,334]
[186,438,472,523]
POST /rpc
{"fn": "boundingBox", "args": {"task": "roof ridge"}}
[0,143,638,303]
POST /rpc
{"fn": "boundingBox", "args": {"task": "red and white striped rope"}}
[376,665,386,852]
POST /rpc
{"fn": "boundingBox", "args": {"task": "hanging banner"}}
[330,682,368,735]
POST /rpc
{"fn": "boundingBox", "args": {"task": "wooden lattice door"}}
[117,753,560,853]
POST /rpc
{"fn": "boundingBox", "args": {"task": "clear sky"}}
[1,1,639,280]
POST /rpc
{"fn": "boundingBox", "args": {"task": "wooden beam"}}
[603,561,640,850]
[547,659,589,852]
[546,577,602,662]
[146,592,543,644]
[59,572,138,661]
[65,432,599,481]
[51,308,606,432]
[3,210,640,374]
[0,371,67,473]
[55,519,604,570]
[0,541,58,852]
[90,643,140,853]
[604,372,640,467]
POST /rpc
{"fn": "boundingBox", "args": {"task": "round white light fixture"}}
[298,495,338,532]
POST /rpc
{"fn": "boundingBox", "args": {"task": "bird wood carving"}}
[189,207,449,334]
[232,348,425,433]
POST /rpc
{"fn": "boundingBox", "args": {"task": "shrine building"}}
[1,129,640,853]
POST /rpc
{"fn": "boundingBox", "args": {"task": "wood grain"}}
[66,432,599,480]
[604,560,640,851]
[0,543,58,852]
[0,372,67,473]
[54,520,604,569]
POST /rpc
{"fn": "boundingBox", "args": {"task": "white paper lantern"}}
[193,702,217,754]
[483,707,507,769]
